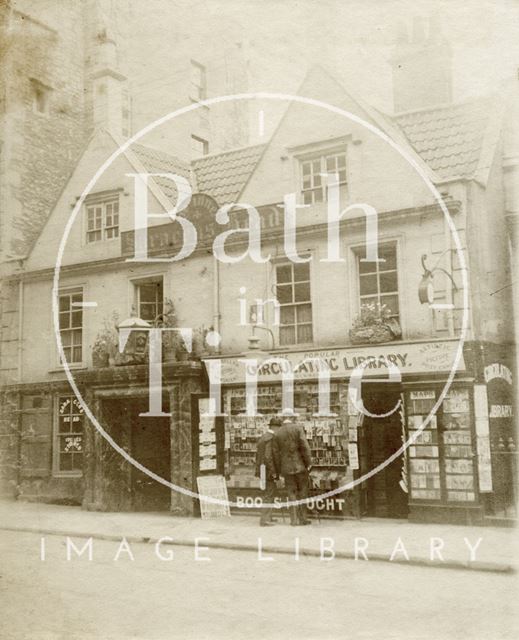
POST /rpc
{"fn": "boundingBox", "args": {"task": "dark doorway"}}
[101,397,171,512]
[361,384,408,518]
[130,398,171,511]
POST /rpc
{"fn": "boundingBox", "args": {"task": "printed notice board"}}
[196,475,231,519]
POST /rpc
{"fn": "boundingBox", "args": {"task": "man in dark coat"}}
[272,414,312,526]
[255,416,282,526]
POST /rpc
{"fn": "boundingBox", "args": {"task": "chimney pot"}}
[391,15,452,112]
[412,17,426,43]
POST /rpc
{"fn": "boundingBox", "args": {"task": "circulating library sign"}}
[212,340,465,384]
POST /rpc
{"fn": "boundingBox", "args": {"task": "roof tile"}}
[392,96,496,180]
[131,144,191,205]
[192,144,266,204]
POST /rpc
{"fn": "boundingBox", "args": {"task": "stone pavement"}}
[0,499,516,572]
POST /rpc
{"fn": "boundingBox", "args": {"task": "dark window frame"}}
[134,277,164,323]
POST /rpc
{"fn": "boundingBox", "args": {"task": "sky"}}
[208,0,519,109]
[112,0,519,146]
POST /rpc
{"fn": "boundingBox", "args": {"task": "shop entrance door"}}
[130,398,171,511]
[362,385,408,518]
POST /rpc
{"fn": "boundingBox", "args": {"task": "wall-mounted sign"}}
[489,405,513,418]
[484,363,513,385]
[209,340,466,385]
[121,198,282,258]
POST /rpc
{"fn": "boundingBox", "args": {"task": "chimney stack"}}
[89,3,129,138]
[390,15,452,113]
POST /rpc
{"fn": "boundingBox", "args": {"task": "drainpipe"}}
[16,276,24,499]
[212,254,221,353]
[441,193,455,337]
[17,277,23,382]
[503,77,519,408]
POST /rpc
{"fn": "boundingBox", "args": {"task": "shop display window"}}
[442,389,475,502]
[224,383,349,491]
[405,387,476,504]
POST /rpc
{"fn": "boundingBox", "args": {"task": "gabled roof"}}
[130,142,267,206]
[192,144,266,204]
[292,65,440,184]
[131,143,191,205]
[392,95,500,181]
[21,79,507,267]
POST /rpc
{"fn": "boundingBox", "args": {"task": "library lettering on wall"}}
[205,339,510,525]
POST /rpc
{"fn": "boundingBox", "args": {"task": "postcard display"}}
[223,383,354,516]
[406,388,477,504]
[198,399,218,472]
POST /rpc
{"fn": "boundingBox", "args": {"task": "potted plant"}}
[91,313,119,367]
[154,298,178,362]
[190,326,209,360]
[349,302,401,345]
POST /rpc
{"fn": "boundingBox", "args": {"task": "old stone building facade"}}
[0,0,250,506]
[0,8,517,525]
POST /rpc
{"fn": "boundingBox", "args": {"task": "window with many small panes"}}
[58,289,83,364]
[276,262,312,345]
[136,279,164,323]
[86,198,119,243]
[55,396,84,475]
[300,151,347,205]
[358,243,400,322]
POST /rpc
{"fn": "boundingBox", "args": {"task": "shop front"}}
[205,338,494,525]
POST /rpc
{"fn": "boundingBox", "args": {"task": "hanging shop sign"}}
[210,340,466,385]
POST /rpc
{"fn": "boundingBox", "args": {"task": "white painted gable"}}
[240,67,437,221]
[25,130,171,272]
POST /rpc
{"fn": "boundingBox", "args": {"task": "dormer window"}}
[85,194,119,243]
[300,149,347,204]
